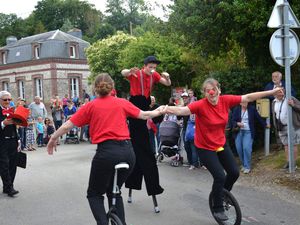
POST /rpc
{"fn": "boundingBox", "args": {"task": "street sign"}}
[269,28,300,67]
[267,0,300,28]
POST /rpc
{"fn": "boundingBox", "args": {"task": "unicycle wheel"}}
[108,212,123,225]
[209,189,242,225]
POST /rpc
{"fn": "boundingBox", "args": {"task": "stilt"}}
[127,189,132,203]
[152,195,160,213]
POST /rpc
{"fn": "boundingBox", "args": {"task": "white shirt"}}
[241,110,250,130]
[274,98,288,125]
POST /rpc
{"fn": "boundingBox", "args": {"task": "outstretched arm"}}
[121,67,139,78]
[164,105,191,116]
[47,120,74,155]
[241,87,283,103]
[138,106,165,120]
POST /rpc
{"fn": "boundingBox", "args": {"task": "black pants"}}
[125,95,164,196]
[0,138,18,192]
[87,140,135,225]
[197,143,239,212]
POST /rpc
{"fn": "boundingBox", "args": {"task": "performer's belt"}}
[4,136,16,139]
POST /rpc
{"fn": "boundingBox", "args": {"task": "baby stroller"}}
[64,126,80,144]
[156,115,183,167]
[64,116,80,144]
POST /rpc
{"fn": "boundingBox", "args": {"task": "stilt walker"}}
[121,56,171,212]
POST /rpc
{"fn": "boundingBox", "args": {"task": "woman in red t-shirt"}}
[47,73,163,225]
[162,78,282,222]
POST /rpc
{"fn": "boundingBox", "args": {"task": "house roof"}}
[1,30,89,50]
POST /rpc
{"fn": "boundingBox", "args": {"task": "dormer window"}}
[1,51,7,64]
[69,45,76,58]
[34,45,40,59]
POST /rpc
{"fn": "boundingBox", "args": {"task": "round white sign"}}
[269,28,300,67]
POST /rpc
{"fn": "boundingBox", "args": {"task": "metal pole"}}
[283,0,295,173]
[265,117,270,156]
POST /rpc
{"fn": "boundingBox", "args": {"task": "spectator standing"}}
[29,96,47,120]
[25,112,36,151]
[232,102,267,174]
[36,117,44,147]
[272,88,299,170]
[62,94,69,110]
[64,100,77,119]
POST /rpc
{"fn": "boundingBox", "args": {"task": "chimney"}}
[67,28,82,39]
[6,36,17,45]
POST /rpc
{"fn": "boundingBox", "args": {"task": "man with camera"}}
[272,87,300,170]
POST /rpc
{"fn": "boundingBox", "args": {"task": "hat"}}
[11,106,30,127]
[144,56,161,65]
[181,92,188,97]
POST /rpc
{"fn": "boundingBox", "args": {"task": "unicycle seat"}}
[115,163,129,170]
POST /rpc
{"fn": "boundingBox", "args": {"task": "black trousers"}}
[0,138,18,192]
[87,140,135,225]
[197,143,239,212]
[125,96,164,196]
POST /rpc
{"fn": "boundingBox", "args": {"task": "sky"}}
[0,0,173,20]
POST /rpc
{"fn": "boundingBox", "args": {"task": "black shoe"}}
[7,188,19,197]
[213,211,228,221]
[283,162,289,169]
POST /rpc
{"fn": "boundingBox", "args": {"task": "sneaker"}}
[213,211,228,221]
[243,168,251,174]
[240,166,245,172]
[189,165,195,170]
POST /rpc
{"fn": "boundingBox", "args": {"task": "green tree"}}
[85,31,136,94]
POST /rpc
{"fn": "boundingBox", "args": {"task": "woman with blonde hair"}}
[47,73,163,225]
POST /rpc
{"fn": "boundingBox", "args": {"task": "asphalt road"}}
[0,142,299,225]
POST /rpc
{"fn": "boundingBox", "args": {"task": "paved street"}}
[0,142,300,225]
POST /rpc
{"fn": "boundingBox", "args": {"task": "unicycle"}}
[107,163,130,225]
[209,189,242,225]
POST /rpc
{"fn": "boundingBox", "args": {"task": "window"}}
[2,82,9,91]
[34,46,40,59]
[69,45,76,58]
[35,78,43,98]
[18,80,25,99]
[1,52,7,64]
[70,77,79,98]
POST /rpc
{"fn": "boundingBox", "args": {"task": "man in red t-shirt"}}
[121,56,171,204]
[162,78,282,222]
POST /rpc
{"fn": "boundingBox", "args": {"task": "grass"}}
[250,144,300,191]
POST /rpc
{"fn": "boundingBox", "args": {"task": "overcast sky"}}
[0,0,173,20]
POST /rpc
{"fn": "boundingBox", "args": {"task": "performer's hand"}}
[161,72,170,80]
[3,118,14,126]
[273,86,283,95]
[129,67,139,77]
[155,105,166,114]
[47,137,58,155]
[17,140,21,152]
[288,99,295,107]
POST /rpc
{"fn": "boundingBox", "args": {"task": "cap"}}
[144,56,161,65]
[181,92,188,97]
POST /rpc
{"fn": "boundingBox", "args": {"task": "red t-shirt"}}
[127,69,161,98]
[188,95,241,151]
[70,96,140,144]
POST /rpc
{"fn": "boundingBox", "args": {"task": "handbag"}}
[185,120,195,142]
[16,151,27,169]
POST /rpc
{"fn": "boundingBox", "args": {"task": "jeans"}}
[18,127,26,150]
[184,140,199,167]
[87,140,136,225]
[197,143,239,212]
[37,133,43,145]
[235,130,253,170]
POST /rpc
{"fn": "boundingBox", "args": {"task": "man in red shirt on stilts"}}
[121,56,171,211]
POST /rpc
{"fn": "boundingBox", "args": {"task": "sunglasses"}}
[1,98,12,101]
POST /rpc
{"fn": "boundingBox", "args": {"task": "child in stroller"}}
[64,116,80,144]
[157,112,183,167]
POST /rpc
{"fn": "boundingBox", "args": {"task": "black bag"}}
[275,118,285,131]
[16,152,27,169]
